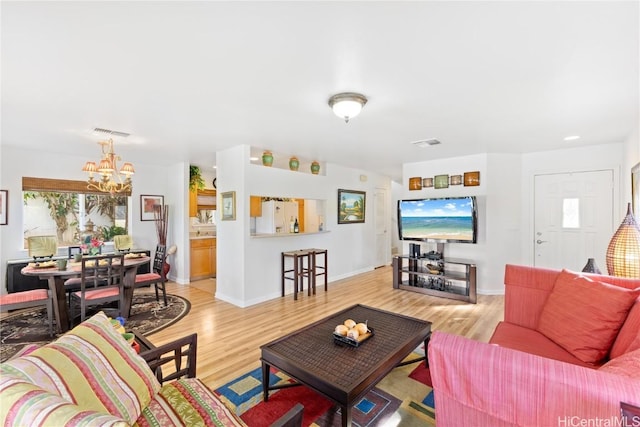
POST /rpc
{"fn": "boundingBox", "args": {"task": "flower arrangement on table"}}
[81,237,104,256]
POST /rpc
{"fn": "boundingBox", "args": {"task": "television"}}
[398,196,478,243]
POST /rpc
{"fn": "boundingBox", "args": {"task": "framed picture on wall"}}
[221,191,236,221]
[140,195,164,221]
[338,189,366,224]
[0,190,7,225]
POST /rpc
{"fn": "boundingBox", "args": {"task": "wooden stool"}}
[281,250,312,300]
[305,248,328,294]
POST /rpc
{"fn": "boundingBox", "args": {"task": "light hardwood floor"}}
[149,265,505,390]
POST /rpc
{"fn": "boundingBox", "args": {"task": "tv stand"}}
[392,244,476,303]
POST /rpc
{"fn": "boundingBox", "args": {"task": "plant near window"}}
[189,165,205,191]
[24,192,78,242]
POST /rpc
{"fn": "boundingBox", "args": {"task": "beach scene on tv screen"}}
[400,198,474,241]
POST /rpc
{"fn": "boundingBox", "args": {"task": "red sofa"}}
[428,264,640,427]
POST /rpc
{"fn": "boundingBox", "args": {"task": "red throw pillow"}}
[537,270,639,364]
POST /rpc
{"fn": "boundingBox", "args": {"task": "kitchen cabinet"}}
[250,196,262,217]
[189,189,198,217]
[190,238,216,280]
[255,200,299,234]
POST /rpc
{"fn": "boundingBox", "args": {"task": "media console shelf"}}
[392,254,477,303]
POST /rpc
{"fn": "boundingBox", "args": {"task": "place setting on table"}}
[20,252,151,333]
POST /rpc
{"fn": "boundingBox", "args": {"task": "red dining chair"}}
[0,289,54,336]
[69,254,125,323]
[133,245,168,310]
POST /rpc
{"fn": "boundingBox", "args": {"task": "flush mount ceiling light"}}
[328,92,367,123]
[411,139,441,148]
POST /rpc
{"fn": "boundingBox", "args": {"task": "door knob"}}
[536,239,547,244]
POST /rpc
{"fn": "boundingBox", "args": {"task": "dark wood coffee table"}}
[260,304,432,427]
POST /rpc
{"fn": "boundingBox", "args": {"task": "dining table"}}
[20,255,151,333]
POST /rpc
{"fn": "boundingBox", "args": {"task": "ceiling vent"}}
[93,127,130,138]
[411,138,441,148]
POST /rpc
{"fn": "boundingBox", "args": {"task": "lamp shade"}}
[605,203,640,278]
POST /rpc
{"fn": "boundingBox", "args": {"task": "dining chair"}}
[68,246,82,259]
[0,289,54,336]
[69,254,125,323]
[133,245,168,309]
[114,235,133,252]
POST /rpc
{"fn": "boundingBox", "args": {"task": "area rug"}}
[0,291,190,362]
[214,353,435,427]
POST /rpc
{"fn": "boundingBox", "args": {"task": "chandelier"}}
[82,138,135,194]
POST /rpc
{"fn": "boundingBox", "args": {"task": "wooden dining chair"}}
[0,289,54,336]
[69,254,125,323]
[114,235,133,252]
[133,245,168,308]
[27,235,58,260]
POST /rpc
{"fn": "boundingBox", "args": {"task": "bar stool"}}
[281,250,312,300]
[305,248,328,294]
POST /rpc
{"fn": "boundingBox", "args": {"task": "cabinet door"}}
[211,239,217,276]
[190,239,213,279]
[250,196,262,217]
[189,189,198,217]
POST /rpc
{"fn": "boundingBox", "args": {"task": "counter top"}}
[251,231,330,238]
[190,235,216,240]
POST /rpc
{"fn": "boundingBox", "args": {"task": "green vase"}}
[262,151,274,167]
[289,157,299,171]
[310,161,320,175]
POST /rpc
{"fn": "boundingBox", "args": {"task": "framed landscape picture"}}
[338,189,366,224]
[140,195,164,221]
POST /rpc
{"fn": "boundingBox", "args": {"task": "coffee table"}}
[260,304,432,427]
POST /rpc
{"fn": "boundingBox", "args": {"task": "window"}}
[562,198,580,229]
[22,177,130,248]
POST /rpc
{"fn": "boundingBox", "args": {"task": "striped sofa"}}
[429,264,640,427]
[0,311,302,426]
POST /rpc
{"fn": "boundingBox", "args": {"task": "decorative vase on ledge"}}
[311,161,320,175]
[289,157,299,171]
[262,151,274,167]
[581,258,601,274]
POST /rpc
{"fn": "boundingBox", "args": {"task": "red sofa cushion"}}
[610,296,640,359]
[598,348,640,379]
[489,322,597,368]
[536,270,639,364]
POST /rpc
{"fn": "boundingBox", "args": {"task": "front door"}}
[533,170,614,271]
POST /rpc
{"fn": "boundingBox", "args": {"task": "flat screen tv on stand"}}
[398,196,478,258]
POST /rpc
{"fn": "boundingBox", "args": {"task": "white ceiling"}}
[2,1,638,182]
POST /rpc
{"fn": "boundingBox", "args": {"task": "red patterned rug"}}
[214,352,435,427]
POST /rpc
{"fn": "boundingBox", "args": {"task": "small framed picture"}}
[408,177,422,191]
[450,175,462,185]
[0,190,7,225]
[464,171,480,186]
[434,175,449,189]
[140,195,164,221]
[221,191,236,221]
[338,189,366,224]
[422,178,433,188]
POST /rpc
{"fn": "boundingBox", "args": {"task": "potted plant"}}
[189,165,205,191]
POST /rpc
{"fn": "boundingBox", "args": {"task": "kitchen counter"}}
[190,234,216,239]
[251,231,330,238]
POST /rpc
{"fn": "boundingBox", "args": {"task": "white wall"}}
[0,145,174,294]
[214,144,392,307]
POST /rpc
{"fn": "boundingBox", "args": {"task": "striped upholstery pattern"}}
[599,348,640,379]
[73,287,120,300]
[0,375,127,427]
[134,378,245,427]
[429,331,640,427]
[1,311,160,424]
[0,289,49,304]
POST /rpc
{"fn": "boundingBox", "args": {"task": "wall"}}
[402,144,629,295]
[0,145,176,294]
[214,144,392,307]
[401,153,519,294]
